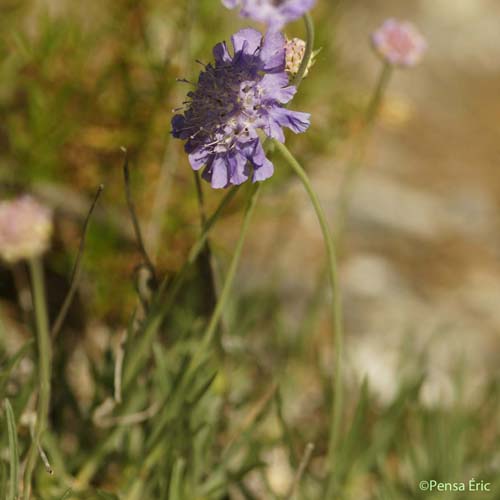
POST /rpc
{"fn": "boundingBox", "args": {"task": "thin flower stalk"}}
[201,183,261,348]
[272,140,344,493]
[292,13,315,89]
[23,258,52,500]
[334,61,393,244]
[335,19,426,245]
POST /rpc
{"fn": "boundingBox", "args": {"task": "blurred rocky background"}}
[237,0,500,404]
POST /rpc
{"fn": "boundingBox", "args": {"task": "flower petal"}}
[239,139,275,182]
[210,156,229,189]
[269,107,311,134]
[228,151,250,185]
[213,42,232,64]
[253,158,274,182]
[231,28,262,56]
[188,148,209,171]
[260,73,297,103]
[260,31,286,71]
[261,113,286,142]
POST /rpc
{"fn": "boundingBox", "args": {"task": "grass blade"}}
[169,457,186,500]
[5,399,19,500]
[0,340,34,400]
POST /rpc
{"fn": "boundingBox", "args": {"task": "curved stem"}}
[23,258,52,500]
[273,140,344,493]
[293,13,315,89]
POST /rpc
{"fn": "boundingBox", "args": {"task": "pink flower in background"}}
[372,19,427,67]
[0,195,53,263]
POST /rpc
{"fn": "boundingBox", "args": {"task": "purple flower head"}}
[222,0,316,31]
[172,28,310,189]
[372,19,427,67]
[0,195,53,263]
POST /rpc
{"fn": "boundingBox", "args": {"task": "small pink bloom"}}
[372,19,427,67]
[0,195,53,263]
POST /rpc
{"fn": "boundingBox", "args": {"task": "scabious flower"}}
[172,28,310,189]
[222,0,315,31]
[0,195,53,263]
[372,19,427,67]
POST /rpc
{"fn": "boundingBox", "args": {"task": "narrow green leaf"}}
[59,488,73,500]
[5,399,19,500]
[0,462,7,500]
[96,490,120,500]
[168,457,186,500]
[186,369,217,405]
[0,340,34,399]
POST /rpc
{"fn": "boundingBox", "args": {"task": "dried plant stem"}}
[273,141,344,495]
[51,184,104,339]
[23,258,52,500]
[223,381,277,456]
[288,442,315,499]
[123,150,157,282]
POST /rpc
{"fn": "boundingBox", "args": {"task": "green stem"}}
[23,258,52,500]
[364,62,392,127]
[334,61,393,246]
[293,13,315,89]
[122,185,239,391]
[123,185,261,496]
[273,140,343,495]
[201,184,261,348]
[5,399,19,500]
[192,170,220,340]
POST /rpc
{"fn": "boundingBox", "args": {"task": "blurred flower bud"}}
[285,37,306,77]
[0,195,53,263]
[285,37,319,79]
[372,19,427,67]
